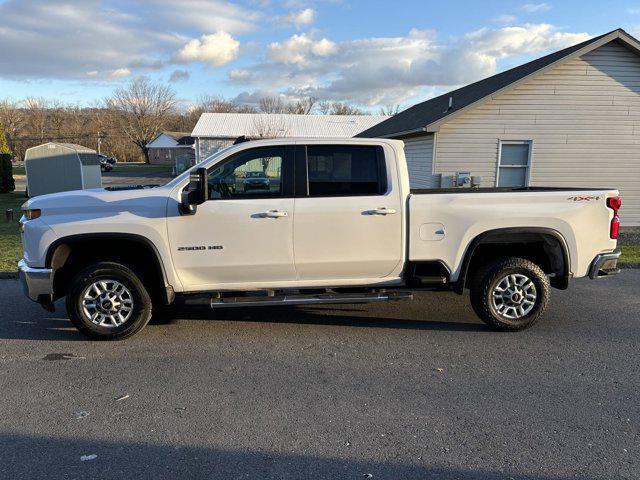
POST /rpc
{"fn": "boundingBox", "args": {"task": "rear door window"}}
[306,145,386,197]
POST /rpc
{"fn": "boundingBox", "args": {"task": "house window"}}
[497,141,531,187]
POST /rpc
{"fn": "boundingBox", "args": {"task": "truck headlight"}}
[22,209,41,220]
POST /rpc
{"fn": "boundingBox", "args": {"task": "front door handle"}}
[366,207,397,215]
[262,210,288,218]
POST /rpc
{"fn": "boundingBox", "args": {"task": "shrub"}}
[0,127,15,193]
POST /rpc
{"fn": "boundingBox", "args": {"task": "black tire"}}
[66,262,152,340]
[469,257,550,331]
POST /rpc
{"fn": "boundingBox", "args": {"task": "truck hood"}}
[23,186,172,219]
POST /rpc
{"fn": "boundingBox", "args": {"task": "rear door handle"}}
[262,210,288,218]
[366,207,397,215]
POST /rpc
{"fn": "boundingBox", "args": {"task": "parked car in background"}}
[18,138,621,340]
[99,154,117,165]
[99,157,113,172]
[243,171,270,191]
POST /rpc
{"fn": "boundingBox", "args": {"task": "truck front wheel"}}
[469,257,550,331]
[66,262,152,340]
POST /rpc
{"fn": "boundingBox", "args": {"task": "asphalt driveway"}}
[1,271,638,479]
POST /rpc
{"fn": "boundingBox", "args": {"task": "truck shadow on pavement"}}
[1,300,486,341]
[0,433,602,480]
[161,304,487,332]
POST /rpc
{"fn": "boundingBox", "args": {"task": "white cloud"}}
[108,68,131,79]
[267,34,337,64]
[276,8,316,29]
[232,25,590,106]
[522,3,551,13]
[493,14,518,24]
[139,0,259,35]
[0,0,254,81]
[173,32,240,67]
[464,24,587,59]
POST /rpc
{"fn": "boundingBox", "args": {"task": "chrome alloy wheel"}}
[491,273,537,320]
[81,280,134,327]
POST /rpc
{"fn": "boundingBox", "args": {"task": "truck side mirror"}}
[180,167,208,215]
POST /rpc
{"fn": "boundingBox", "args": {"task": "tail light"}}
[606,197,621,239]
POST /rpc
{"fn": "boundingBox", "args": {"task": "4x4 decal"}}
[567,195,601,202]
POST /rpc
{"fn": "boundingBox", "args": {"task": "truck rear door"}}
[292,144,403,281]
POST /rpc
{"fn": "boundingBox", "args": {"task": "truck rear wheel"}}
[469,257,550,331]
[66,262,152,340]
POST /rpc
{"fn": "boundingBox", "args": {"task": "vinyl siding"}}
[434,40,640,226]
[402,134,439,188]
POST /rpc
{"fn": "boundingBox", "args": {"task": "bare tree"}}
[258,95,286,114]
[316,100,364,115]
[379,104,402,116]
[0,99,24,152]
[287,97,316,114]
[259,95,315,114]
[108,78,176,162]
[48,100,67,140]
[23,97,49,143]
[185,95,256,127]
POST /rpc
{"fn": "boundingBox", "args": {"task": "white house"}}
[146,131,195,168]
[191,113,389,162]
[358,29,640,226]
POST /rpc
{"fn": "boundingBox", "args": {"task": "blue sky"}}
[0,0,638,111]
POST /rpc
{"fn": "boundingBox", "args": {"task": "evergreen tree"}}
[0,126,15,193]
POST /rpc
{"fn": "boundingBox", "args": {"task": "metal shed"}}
[25,142,102,197]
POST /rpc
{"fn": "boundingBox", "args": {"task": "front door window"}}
[207,147,284,199]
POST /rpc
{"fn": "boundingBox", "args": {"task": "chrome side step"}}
[208,291,413,308]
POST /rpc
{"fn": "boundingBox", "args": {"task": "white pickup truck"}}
[18,138,622,339]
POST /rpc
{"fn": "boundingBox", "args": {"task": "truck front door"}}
[167,145,297,290]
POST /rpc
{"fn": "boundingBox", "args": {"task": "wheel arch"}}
[45,233,174,304]
[454,227,571,294]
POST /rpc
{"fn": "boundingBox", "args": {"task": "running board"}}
[207,291,413,308]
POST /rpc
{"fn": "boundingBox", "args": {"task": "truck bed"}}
[407,187,619,280]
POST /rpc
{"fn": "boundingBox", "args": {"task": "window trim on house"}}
[496,140,533,188]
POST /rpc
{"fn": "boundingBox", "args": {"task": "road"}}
[100,168,172,187]
[14,167,172,191]
[1,272,638,480]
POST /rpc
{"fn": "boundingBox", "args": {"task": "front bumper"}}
[18,259,54,310]
[589,249,621,279]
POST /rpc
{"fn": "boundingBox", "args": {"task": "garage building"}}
[358,29,640,226]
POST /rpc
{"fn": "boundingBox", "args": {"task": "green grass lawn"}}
[12,166,25,175]
[0,191,27,272]
[621,244,640,264]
